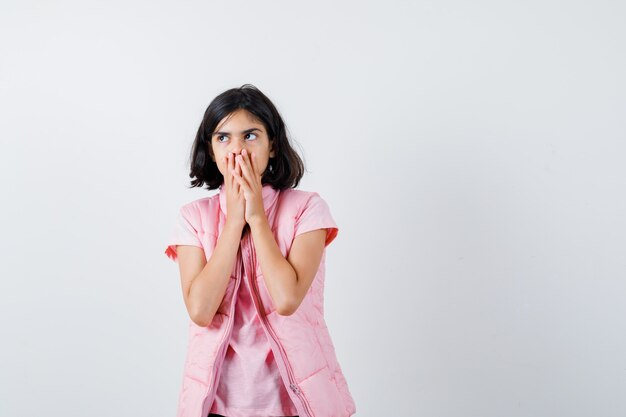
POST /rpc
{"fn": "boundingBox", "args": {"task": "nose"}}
[228,137,247,155]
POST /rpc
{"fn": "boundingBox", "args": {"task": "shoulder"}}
[281,187,322,205]
[180,193,218,213]
[282,188,338,246]
[280,188,332,217]
[177,194,220,231]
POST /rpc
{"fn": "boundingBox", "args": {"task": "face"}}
[209,109,275,180]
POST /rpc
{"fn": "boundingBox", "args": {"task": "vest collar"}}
[218,182,280,218]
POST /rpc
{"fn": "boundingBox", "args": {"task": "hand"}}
[224,151,246,228]
[232,148,267,225]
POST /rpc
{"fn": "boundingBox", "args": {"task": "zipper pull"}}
[289,383,301,394]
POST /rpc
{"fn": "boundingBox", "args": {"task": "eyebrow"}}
[212,128,262,136]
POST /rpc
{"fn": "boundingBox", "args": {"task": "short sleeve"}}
[294,192,339,248]
[164,206,204,263]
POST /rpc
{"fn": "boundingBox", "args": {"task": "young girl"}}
[165,84,356,417]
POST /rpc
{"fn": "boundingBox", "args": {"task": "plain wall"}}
[1,0,624,416]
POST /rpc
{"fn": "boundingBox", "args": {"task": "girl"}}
[164,84,356,417]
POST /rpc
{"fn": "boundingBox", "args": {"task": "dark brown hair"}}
[187,84,305,191]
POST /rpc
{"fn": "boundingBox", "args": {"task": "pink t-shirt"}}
[165,185,339,417]
[209,261,300,417]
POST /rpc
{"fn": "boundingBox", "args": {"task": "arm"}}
[177,219,245,326]
[248,216,327,316]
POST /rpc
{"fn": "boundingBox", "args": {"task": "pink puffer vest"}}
[165,184,356,417]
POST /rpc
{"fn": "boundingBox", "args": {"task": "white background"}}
[1,1,625,416]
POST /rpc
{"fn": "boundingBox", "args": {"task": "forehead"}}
[216,109,264,131]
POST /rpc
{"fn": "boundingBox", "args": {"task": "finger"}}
[224,155,231,189]
[233,154,242,193]
[251,151,258,177]
[227,156,236,193]
[232,168,238,193]
[227,152,234,189]
[244,149,256,177]
[236,154,252,183]
[242,149,255,176]
[233,157,244,194]
[233,162,251,195]
[231,157,238,193]
[236,155,243,175]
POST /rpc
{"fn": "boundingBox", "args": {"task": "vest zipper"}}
[243,232,315,417]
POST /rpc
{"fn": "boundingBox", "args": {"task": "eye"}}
[216,135,227,143]
[245,133,258,140]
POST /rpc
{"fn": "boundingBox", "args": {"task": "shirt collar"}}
[218,182,280,217]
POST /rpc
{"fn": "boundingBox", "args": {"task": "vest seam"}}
[298,364,327,384]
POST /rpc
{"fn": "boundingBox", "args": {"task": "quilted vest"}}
[173,184,356,417]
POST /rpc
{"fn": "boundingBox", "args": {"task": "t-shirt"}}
[165,189,339,417]
[209,257,300,417]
